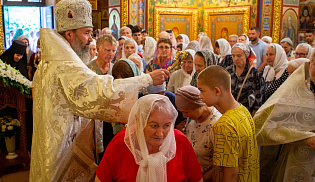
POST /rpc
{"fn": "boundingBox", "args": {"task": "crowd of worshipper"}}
[2,0,315,181]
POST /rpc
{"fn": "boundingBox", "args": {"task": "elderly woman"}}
[167,49,196,93]
[215,38,231,63]
[190,50,218,87]
[280,38,294,58]
[175,86,221,182]
[262,43,289,103]
[95,94,203,181]
[199,36,214,52]
[238,34,250,44]
[262,36,272,44]
[295,43,313,59]
[226,43,261,116]
[122,38,147,72]
[148,38,174,71]
[122,38,138,59]
[280,38,294,61]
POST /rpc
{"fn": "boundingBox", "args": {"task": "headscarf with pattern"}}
[184,41,200,52]
[190,50,218,87]
[232,43,257,64]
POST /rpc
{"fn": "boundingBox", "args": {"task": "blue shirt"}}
[249,39,267,68]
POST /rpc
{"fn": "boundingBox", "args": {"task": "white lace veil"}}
[263,43,288,82]
[124,94,178,182]
[199,36,214,52]
[122,38,138,59]
[217,38,231,57]
[143,37,157,64]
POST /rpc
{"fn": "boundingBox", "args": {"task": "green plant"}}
[0,116,21,138]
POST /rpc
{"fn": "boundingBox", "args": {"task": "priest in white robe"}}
[29,0,169,181]
[254,61,315,182]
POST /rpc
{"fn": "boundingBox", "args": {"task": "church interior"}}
[0,0,315,181]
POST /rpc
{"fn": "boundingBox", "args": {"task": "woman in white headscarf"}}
[199,36,214,52]
[95,94,202,182]
[142,37,157,64]
[167,49,196,93]
[176,34,190,45]
[261,36,272,44]
[215,38,231,62]
[238,34,250,44]
[122,38,138,59]
[115,36,129,62]
[262,43,289,103]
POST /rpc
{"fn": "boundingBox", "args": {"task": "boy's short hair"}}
[197,65,231,92]
[132,25,142,35]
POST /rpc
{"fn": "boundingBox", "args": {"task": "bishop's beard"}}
[72,35,90,65]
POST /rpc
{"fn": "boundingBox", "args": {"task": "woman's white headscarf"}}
[183,41,200,52]
[122,38,138,59]
[143,37,157,64]
[262,36,272,44]
[199,36,214,52]
[240,34,250,44]
[216,38,231,57]
[124,94,177,182]
[263,43,288,82]
[178,34,190,44]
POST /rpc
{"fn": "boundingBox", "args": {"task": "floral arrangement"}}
[0,59,32,97]
[0,116,21,138]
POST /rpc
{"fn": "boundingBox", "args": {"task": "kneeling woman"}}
[95,94,203,182]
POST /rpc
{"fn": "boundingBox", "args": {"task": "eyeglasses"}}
[295,52,307,57]
[158,46,171,50]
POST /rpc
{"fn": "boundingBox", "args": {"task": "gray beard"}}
[73,46,90,65]
[72,35,91,65]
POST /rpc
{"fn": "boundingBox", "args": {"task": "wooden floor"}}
[0,164,29,182]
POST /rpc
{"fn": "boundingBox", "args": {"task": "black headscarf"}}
[0,40,28,79]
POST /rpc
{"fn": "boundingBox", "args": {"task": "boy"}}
[197,65,259,182]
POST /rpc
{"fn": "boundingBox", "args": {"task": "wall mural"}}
[146,0,257,37]
[204,6,250,47]
[129,0,145,28]
[281,8,298,46]
[210,15,244,45]
[299,3,315,30]
[154,7,198,40]
[261,0,272,37]
[283,0,299,6]
[109,8,120,40]
[160,15,191,39]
